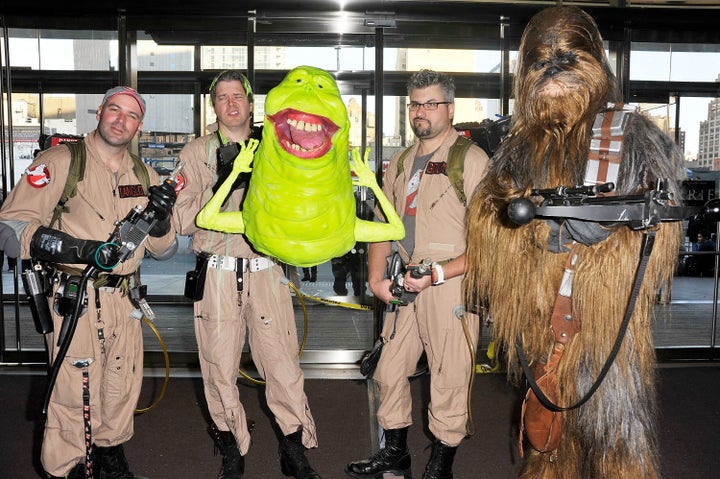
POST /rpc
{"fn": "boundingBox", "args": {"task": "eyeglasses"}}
[407,101,451,111]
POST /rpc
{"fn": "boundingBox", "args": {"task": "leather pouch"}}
[360,339,384,378]
[184,253,209,301]
[520,343,564,455]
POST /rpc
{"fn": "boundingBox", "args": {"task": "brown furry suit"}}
[464,7,684,479]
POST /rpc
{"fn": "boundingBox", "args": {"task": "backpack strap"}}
[130,152,151,196]
[396,134,474,206]
[396,147,413,178]
[50,140,87,229]
[49,140,151,228]
[446,135,474,206]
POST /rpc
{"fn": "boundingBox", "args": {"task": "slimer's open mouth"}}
[269,108,339,159]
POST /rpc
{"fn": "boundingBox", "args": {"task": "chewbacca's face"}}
[531,50,582,99]
[515,6,614,128]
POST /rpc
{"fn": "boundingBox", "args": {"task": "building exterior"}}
[700,97,720,170]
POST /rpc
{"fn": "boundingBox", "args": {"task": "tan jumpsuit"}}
[172,133,318,455]
[373,132,488,447]
[0,131,177,477]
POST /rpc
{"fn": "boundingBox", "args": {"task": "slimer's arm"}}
[351,147,405,242]
[196,138,259,233]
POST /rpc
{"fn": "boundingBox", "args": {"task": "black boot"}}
[279,429,321,479]
[421,440,457,479]
[47,462,85,479]
[94,444,149,479]
[67,463,85,479]
[345,427,411,479]
[208,423,245,479]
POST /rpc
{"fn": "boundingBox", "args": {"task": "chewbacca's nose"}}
[544,66,561,77]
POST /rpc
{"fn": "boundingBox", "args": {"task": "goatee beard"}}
[412,123,431,138]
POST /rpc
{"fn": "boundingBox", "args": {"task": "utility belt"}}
[207,254,274,273]
[53,264,137,293]
[21,259,146,335]
[184,252,275,301]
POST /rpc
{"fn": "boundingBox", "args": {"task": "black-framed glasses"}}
[407,101,451,111]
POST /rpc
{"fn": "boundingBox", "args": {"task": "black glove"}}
[0,222,21,258]
[212,140,251,204]
[146,182,177,237]
[30,226,119,270]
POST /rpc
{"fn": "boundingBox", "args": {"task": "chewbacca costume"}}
[464,7,684,479]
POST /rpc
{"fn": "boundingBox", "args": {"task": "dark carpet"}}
[0,365,718,478]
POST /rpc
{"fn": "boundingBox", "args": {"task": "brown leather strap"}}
[591,110,622,182]
[550,250,579,344]
[587,103,631,187]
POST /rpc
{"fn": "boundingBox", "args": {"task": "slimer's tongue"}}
[290,127,325,151]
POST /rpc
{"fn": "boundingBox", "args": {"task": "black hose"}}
[42,266,95,415]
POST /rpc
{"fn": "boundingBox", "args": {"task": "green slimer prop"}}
[196,65,404,267]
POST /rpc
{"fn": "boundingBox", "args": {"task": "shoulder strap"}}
[396,135,474,206]
[50,140,86,228]
[396,146,413,179]
[130,152,151,194]
[49,140,151,228]
[446,135,474,206]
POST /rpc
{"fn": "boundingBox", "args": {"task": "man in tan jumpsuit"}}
[0,86,177,479]
[172,70,320,479]
[346,70,488,479]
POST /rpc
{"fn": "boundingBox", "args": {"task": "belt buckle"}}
[208,254,237,271]
[219,255,236,271]
[249,257,272,272]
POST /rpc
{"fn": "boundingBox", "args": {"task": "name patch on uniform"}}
[25,164,51,188]
[118,184,146,198]
[425,161,447,176]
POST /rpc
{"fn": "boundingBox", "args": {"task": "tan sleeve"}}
[0,147,72,258]
[463,144,490,203]
[171,138,213,237]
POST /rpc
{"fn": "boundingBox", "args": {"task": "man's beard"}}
[97,124,132,148]
[411,120,432,139]
[96,111,135,147]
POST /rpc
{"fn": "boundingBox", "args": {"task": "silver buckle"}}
[207,254,238,271]
[249,257,273,273]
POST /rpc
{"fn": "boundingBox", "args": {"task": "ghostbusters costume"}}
[0,131,177,478]
[373,130,486,446]
[173,132,318,456]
